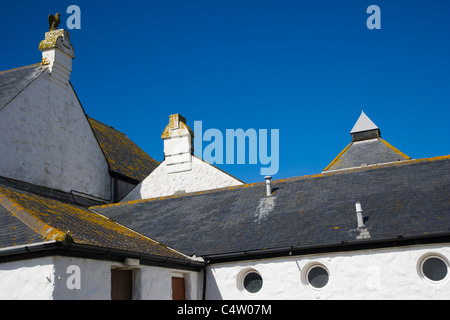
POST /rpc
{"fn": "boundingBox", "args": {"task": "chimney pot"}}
[265,176,272,196]
[355,201,364,228]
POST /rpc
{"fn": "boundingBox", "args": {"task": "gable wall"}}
[123,156,243,201]
[0,70,111,200]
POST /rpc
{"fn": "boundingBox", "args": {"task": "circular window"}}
[302,263,329,290]
[243,271,263,294]
[420,255,449,283]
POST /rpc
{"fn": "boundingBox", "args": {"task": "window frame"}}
[237,268,263,296]
[418,253,449,285]
[302,262,330,291]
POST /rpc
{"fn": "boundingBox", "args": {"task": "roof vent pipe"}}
[265,176,272,196]
[355,201,364,228]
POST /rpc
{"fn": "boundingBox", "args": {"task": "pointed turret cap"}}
[323,111,410,172]
[350,111,379,134]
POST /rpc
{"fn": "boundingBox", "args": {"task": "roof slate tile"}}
[93,156,450,257]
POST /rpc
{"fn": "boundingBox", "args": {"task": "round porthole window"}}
[238,269,263,295]
[419,255,449,283]
[243,271,263,294]
[302,263,330,290]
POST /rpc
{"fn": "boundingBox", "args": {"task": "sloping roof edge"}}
[0,63,48,111]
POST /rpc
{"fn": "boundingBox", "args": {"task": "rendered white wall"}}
[0,255,201,300]
[53,256,111,300]
[206,244,450,300]
[0,70,111,200]
[0,257,54,300]
[135,266,172,300]
[123,156,243,201]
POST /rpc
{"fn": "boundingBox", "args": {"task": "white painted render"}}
[205,244,450,300]
[164,135,193,173]
[0,255,201,300]
[123,155,243,201]
[0,257,55,300]
[135,266,202,300]
[0,69,111,200]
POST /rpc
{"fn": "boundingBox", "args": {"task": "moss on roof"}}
[0,185,187,260]
[88,117,159,181]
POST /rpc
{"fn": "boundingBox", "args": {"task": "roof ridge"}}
[379,138,411,160]
[0,63,48,112]
[91,180,267,209]
[0,63,44,75]
[322,142,353,172]
[0,187,67,242]
[93,154,450,210]
[87,116,128,137]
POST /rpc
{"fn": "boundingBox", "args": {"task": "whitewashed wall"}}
[0,255,201,300]
[0,70,111,200]
[135,266,202,300]
[0,257,55,300]
[123,156,243,201]
[206,244,450,300]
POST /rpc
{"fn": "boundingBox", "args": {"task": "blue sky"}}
[1,0,449,183]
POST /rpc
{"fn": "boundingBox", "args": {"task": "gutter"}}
[202,233,450,264]
[0,241,205,272]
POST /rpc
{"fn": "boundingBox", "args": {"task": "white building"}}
[0,23,449,300]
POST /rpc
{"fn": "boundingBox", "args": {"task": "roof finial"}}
[350,110,381,142]
[48,13,61,31]
[350,111,379,134]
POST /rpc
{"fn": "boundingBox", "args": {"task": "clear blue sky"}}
[1,0,449,183]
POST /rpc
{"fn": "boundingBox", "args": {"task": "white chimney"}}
[161,114,194,174]
[265,176,272,196]
[355,201,364,229]
[39,28,75,87]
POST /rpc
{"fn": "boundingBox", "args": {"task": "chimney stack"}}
[161,114,194,174]
[39,27,75,87]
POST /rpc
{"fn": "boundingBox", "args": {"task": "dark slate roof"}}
[88,117,159,182]
[0,64,47,109]
[323,138,410,171]
[0,203,44,248]
[93,156,450,257]
[0,181,189,261]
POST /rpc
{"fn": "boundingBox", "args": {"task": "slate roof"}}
[0,63,47,109]
[0,202,43,247]
[93,156,450,257]
[0,180,190,262]
[323,138,410,171]
[88,117,159,182]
